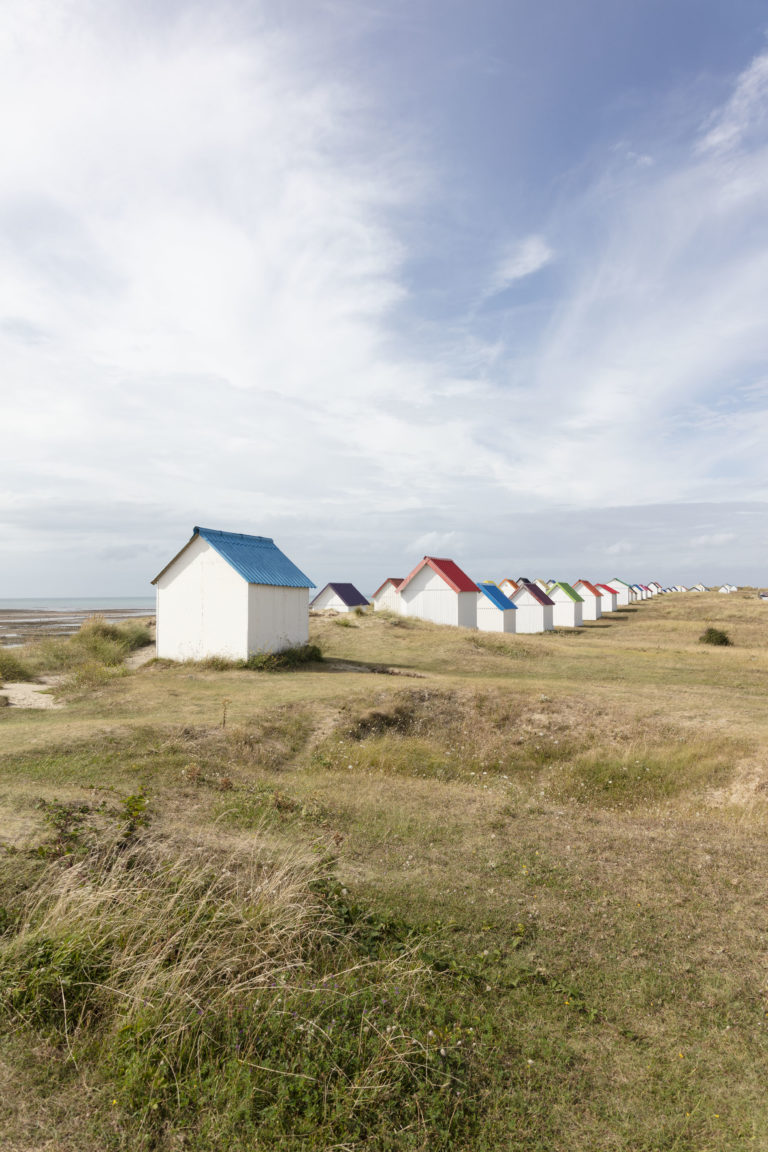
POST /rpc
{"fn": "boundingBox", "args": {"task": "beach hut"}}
[498,578,519,598]
[476,582,517,633]
[692,583,707,592]
[371,578,404,613]
[596,584,619,612]
[397,556,478,628]
[311,583,369,613]
[547,582,584,627]
[152,526,315,661]
[648,581,663,595]
[534,579,550,593]
[606,578,634,607]
[573,580,603,620]
[509,581,555,634]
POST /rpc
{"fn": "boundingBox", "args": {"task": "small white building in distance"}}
[152,526,315,661]
[596,584,619,612]
[547,582,584,627]
[311,583,369,613]
[476,582,517,632]
[397,556,478,628]
[692,583,707,592]
[573,580,603,620]
[606,578,634,607]
[371,578,405,613]
[509,581,555,634]
[498,578,519,598]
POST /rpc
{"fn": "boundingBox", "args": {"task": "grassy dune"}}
[1,595,768,1149]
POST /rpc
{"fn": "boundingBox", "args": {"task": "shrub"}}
[0,649,35,683]
[699,627,732,647]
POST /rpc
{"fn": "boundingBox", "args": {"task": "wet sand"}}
[0,606,155,647]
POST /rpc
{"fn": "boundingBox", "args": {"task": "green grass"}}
[2,594,768,1149]
[0,649,35,684]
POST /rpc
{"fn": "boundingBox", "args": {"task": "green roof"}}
[550,581,583,603]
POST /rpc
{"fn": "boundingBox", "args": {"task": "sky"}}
[2,0,768,594]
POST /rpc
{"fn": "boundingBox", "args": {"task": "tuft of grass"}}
[0,833,482,1149]
[196,645,324,673]
[0,649,35,684]
[27,616,152,676]
[699,626,732,646]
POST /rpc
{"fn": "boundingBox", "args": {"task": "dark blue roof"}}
[478,582,516,611]
[312,583,369,608]
[184,527,314,587]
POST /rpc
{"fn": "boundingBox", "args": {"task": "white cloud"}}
[487,235,554,295]
[605,540,634,555]
[689,533,737,547]
[697,50,768,155]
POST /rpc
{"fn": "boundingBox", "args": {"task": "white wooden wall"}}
[155,536,249,660]
[400,566,477,628]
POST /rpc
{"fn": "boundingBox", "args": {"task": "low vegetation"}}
[1,593,768,1149]
[700,625,732,646]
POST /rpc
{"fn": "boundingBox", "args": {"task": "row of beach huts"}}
[312,562,687,634]
[150,526,738,661]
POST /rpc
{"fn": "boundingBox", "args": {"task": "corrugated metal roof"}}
[574,579,602,598]
[548,581,583,603]
[312,582,369,608]
[372,578,404,599]
[478,582,516,610]
[513,581,555,607]
[399,556,478,595]
[154,526,315,587]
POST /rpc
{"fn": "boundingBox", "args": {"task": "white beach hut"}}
[573,580,603,621]
[397,556,478,628]
[152,526,315,661]
[606,578,634,606]
[692,583,707,592]
[509,581,555,634]
[596,584,619,612]
[476,582,517,633]
[547,582,584,627]
[371,578,405,613]
[498,578,519,598]
[311,583,369,613]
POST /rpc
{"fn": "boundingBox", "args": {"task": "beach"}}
[0,602,155,647]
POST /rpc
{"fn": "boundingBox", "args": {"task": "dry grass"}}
[3,591,768,1148]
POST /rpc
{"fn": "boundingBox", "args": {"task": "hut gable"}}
[398,556,478,628]
[476,582,516,633]
[371,578,405,614]
[311,583,369,612]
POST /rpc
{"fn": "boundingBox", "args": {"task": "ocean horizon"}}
[0,597,155,612]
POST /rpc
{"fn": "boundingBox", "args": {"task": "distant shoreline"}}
[0,600,155,646]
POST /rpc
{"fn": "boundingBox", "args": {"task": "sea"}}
[0,597,155,611]
[0,598,155,646]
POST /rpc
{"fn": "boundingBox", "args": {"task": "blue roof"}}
[478,582,516,611]
[153,527,314,587]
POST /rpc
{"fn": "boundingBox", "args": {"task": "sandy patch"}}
[0,678,63,709]
[126,644,156,669]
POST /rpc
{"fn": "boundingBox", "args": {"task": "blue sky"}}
[1,0,767,593]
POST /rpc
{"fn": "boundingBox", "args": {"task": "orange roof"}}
[575,579,603,598]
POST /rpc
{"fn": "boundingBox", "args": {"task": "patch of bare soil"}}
[126,645,156,669]
[1,678,63,710]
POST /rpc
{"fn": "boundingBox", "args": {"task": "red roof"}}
[398,556,478,595]
[372,577,404,599]
[575,579,603,598]
[597,584,617,596]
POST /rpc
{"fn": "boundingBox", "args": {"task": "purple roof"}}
[312,582,369,608]
[514,580,555,607]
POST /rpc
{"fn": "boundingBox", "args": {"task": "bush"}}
[699,627,732,647]
[29,616,153,675]
[0,649,35,684]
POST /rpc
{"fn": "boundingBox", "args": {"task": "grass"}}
[2,592,768,1149]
